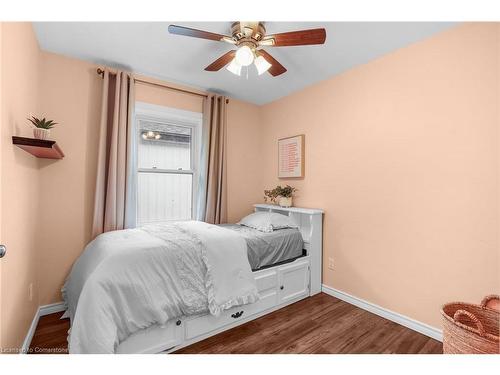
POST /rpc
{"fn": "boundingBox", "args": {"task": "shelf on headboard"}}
[253,204,324,215]
[12,136,64,159]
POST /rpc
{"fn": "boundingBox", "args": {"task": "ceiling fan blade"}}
[205,50,237,71]
[258,50,287,76]
[168,25,235,44]
[260,28,326,47]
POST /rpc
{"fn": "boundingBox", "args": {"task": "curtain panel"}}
[202,94,228,224]
[91,70,135,238]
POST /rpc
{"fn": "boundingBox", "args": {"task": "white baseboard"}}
[39,301,66,316]
[321,284,443,342]
[20,307,41,354]
[20,302,66,354]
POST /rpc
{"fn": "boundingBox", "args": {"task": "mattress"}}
[220,224,304,270]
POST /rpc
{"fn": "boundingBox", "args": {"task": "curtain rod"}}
[96,68,217,100]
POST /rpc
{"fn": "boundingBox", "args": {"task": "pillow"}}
[238,211,299,233]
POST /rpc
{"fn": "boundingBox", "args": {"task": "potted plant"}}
[28,116,58,140]
[264,185,298,208]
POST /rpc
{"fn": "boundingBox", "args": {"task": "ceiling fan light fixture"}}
[169,22,326,78]
[226,59,242,76]
[235,45,255,66]
[254,55,272,75]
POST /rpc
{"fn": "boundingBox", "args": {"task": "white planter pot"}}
[33,128,50,140]
[278,196,293,208]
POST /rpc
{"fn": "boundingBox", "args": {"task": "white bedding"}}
[62,221,258,354]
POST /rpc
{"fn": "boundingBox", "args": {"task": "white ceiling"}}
[33,22,456,105]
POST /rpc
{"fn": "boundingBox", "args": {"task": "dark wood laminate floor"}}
[29,293,442,354]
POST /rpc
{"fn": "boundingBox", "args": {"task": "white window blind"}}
[134,103,202,226]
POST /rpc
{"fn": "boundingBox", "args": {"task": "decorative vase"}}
[278,196,293,208]
[33,128,50,140]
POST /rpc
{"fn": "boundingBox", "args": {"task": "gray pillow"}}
[238,211,299,233]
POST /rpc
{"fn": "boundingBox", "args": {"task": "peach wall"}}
[0,22,3,349]
[1,23,41,349]
[135,82,203,113]
[35,53,262,305]
[37,52,102,305]
[226,99,263,223]
[260,23,499,328]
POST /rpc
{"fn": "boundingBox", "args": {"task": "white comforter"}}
[62,221,259,353]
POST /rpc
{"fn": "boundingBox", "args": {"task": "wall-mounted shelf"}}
[12,136,64,159]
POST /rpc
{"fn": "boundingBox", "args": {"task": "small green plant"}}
[27,116,58,129]
[264,185,298,203]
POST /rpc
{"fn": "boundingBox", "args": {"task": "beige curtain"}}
[203,94,228,224]
[92,70,135,238]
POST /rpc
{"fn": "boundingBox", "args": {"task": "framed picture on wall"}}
[278,134,304,178]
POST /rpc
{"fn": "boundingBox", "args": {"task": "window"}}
[135,103,202,226]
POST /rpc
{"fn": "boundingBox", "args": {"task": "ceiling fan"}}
[168,22,326,77]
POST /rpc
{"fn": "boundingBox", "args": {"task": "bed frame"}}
[115,204,324,354]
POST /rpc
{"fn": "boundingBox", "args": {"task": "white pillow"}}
[238,211,299,233]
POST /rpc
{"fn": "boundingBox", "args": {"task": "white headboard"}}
[253,204,324,295]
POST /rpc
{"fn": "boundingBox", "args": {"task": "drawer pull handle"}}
[176,320,182,326]
[231,311,244,319]
[280,286,284,290]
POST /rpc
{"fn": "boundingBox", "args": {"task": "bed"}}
[63,204,323,354]
[221,224,305,271]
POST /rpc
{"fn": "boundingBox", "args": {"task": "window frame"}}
[134,101,203,224]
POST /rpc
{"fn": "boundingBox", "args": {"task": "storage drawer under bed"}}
[118,257,311,352]
[116,318,184,354]
[254,268,278,292]
[184,268,279,340]
[184,290,277,339]
[184,258,309,341]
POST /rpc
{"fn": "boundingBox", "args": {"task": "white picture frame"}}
[278,134,304,178]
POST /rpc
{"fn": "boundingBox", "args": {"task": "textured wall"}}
[259,23,499,327]
[1,22,41,350]
[36,51,102,306]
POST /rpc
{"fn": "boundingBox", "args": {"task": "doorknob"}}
[0,244,6,258]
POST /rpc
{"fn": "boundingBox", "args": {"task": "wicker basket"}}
[441,295,500,354]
